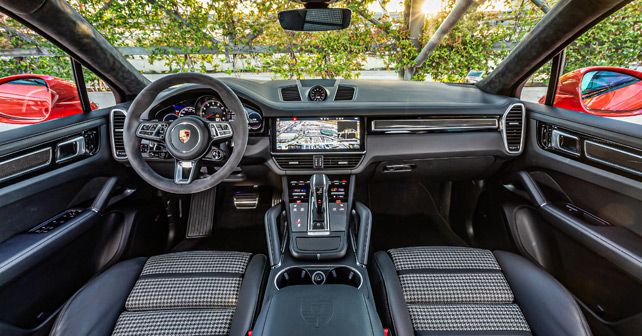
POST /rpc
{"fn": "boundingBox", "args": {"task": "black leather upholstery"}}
[51,258,146,336]
[371,247,592,336]
[495,251,593,336]
[51,252,266,336]
[229,254,268,336]
[370,251,414,336]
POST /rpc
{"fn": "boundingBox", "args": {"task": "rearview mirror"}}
[278,8,351,31]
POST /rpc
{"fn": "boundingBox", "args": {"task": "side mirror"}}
[0,77,52,124]
[278,8,351,31]
[580,70,642,114]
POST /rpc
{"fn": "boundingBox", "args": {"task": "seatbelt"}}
[186,187,217,238]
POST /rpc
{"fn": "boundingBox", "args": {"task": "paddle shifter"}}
[309,173,330,233]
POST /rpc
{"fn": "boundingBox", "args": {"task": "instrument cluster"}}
[154,95,263,132]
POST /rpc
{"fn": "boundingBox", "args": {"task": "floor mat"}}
[172,186,272,255]
[173,226,267,254]
[368,182,467,251]
[372,214,465,252]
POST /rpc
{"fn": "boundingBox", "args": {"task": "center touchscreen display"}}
[274,117,362,152]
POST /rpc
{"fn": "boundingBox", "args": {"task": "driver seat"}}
[50,251,267,336]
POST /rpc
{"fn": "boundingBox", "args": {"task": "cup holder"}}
[326,267,362,288]
[275,266,362,289]
[275,267,311,289]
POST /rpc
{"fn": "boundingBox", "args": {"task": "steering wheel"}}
[123,73,248,194]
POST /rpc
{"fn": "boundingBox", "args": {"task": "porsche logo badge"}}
[178,129,190,143]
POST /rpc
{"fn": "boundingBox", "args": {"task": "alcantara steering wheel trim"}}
[123,73,248,194]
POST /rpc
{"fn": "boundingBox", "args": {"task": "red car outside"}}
[539,66,642,117]
[0,74,96,124]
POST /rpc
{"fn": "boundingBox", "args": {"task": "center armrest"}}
[252,284,383,336]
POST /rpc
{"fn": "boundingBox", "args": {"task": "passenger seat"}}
[370,246,592,336]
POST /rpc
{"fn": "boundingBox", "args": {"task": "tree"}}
[0,0,639,85]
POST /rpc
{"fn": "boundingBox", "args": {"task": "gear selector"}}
[309,173,329,233]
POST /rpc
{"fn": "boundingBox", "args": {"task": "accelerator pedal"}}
[186,187,217,238]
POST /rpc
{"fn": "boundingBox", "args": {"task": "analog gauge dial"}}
[178,106,196,117]
[308,86,327,101]
[198,97,230,121]
[244,105,263,131]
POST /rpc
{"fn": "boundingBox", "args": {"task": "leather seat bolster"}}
[370,251,414,336]
[494,251,592,336]
[229,254,268,336]
[50,257,147,336]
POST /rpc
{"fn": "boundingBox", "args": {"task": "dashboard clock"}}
[308,86,328,102]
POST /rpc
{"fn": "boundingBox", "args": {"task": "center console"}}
[255,115,381,336]
[285,174,353,260]
[257,171,381,336]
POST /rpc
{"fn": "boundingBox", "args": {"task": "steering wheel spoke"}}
[174,159,199,184]
[136,121,169,141]
[208,121,233,142]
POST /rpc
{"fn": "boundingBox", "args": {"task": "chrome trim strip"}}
[500,103,526,155]
[584,140,642,177]
[0,147,52,183]
[371,118,498,132]
[110,108,127,160]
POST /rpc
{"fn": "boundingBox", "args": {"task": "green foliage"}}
[565,1,641,71]
[0,0,639,86]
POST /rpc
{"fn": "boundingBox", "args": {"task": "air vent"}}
[110,109,127,159]
[334,86,355,101]
[280,85,302,101]
[274,155,314,169]
[323,155,363,169]
[502,104,525,154]
[274,154,363,170]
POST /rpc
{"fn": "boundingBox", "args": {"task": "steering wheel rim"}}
[123,73,248,194]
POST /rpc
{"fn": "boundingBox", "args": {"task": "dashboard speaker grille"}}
[274,154,363,170]
[502,104,525,154]
[111,109,127,159]
[281,85,302,101]
[334,86,355,101]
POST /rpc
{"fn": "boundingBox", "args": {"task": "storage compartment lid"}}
[252,285,383,336]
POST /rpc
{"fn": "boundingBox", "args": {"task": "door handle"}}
[55,136,86,163]
[551,129,580,156]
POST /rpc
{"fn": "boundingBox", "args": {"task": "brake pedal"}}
[186,187,217,238]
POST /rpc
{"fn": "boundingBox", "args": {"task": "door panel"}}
[505,102,642,335]
[0,108,133,334]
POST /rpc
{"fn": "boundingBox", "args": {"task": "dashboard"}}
[112,78,526,177]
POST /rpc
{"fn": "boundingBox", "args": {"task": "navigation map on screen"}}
[275,117,361,152]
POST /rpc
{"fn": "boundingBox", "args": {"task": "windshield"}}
[67,0,555,82]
